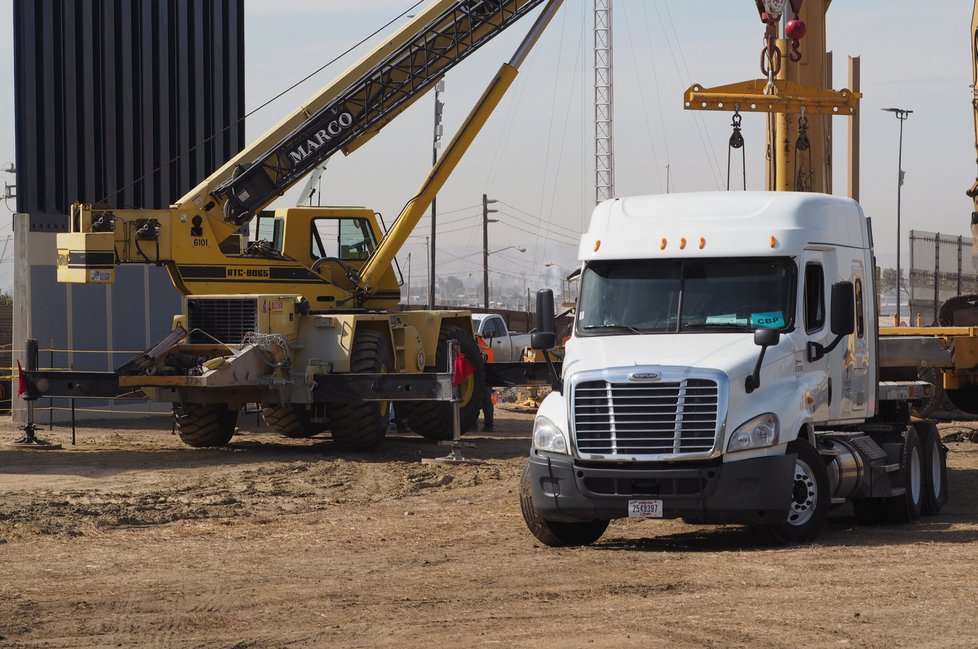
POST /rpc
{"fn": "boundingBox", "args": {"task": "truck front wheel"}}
[328,329,392,452]
[173,403,238,448]
[754,440,829,545]
[518,462,609,547]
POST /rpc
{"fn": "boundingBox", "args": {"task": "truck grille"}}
[573,378,719,456]
[187,298,258,344]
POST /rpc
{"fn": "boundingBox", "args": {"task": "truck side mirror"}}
[808,281,855,362]
[830,281,855,336]
[746,328,781,394]
[531,289,556,351]
[531,289,562,393]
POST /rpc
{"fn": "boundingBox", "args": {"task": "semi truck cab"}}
[521,192,945,546]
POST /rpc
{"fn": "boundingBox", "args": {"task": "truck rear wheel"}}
[753,440,829,545]
[173,403,238,448]
[518,462,608,547]
[328,329,391,452]
[885,425,924,523]
[400,324,484,441]
[262,405,327,438]
[916,421,949,515]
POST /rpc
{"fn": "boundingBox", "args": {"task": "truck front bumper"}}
[526,451,795,525]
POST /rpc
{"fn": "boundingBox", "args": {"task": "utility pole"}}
[429,81,445,310]
[482,193,499,310]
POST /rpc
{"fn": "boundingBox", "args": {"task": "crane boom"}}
[184,0,548,226]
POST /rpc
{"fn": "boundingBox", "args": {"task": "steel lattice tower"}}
[594,0,614,204]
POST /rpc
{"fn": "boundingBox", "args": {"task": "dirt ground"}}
[3,408,978,648]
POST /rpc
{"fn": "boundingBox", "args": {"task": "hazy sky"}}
[1,0,975,298]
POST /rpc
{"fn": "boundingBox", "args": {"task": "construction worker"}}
[476,335,494,432]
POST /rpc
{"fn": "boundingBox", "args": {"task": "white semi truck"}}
[520,191,948,546]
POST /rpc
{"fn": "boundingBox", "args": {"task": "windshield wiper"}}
[682,322,754,332]
[582,323,643,334]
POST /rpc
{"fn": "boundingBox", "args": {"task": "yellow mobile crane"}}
[26,0,565,449]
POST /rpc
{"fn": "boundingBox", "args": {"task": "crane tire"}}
[174,403,237,448]
[328,329,391,452]
[400,324,484,441]
[262,405,326,438]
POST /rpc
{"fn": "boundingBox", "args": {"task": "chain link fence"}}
[909,230,978,325]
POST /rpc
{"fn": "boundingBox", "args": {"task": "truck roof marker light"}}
[770,235,778,248]
[679,237,687,250]
[660,238,667,250]
[594,240,601,252]
[699,237,706,249]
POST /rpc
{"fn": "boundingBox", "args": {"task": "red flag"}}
[453,353,474,387]
[16,360,26,397]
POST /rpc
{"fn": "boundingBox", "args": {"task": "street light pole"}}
[882,107,913,325]
[485,244,526,310]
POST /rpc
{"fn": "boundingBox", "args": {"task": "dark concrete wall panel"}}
[13,0,245,230]
[29,266,67,369]
[149,268,184,341]
[111,267,147,361]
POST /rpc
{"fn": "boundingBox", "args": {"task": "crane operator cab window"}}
[311,217,377,262]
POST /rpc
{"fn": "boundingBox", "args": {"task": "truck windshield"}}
[576,258,796,335]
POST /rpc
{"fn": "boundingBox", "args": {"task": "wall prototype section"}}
[12,0,245,422]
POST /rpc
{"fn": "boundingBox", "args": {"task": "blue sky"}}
[1,0,974,297]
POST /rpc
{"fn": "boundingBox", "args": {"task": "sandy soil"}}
[3,409,978,648]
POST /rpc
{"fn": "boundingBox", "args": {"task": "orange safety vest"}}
[476,335,494,364]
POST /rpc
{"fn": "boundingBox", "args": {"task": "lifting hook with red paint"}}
[755,0,805,74]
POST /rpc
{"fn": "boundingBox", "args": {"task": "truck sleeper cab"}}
[521,192,947,546]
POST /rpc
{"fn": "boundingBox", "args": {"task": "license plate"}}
[628,499,663,518]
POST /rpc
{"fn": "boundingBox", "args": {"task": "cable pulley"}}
[794,110,814,192]
[727,108,747,191]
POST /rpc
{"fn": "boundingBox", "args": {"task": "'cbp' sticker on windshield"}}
[750,311,785,328]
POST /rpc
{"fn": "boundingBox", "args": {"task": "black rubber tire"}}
[328,329,392,452]
[754,440,829,545]
[885,425,924,523]
[518,462,608,547]
[173,403,237,448]
[400,324,485,441]
[916,421,948,515]
[261,405,327,438]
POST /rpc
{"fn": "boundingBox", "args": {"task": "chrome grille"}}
[573,378,719,456]
[187,298,258,344]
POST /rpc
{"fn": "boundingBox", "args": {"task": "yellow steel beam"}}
[684,79,860,116]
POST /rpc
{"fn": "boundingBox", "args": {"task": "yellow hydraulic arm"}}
[356,0,565,301]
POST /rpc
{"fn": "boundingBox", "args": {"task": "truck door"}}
[484,316,509,361]
[800,254,833,422]
[841,260,871,418]
[801,249,861,424]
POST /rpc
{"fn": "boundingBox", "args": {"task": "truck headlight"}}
[727,413,780,452]
[532,416,568,454]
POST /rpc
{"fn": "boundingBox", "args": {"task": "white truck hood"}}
[563,333,769,380]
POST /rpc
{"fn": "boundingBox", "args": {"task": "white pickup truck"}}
[472,313,534,362]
